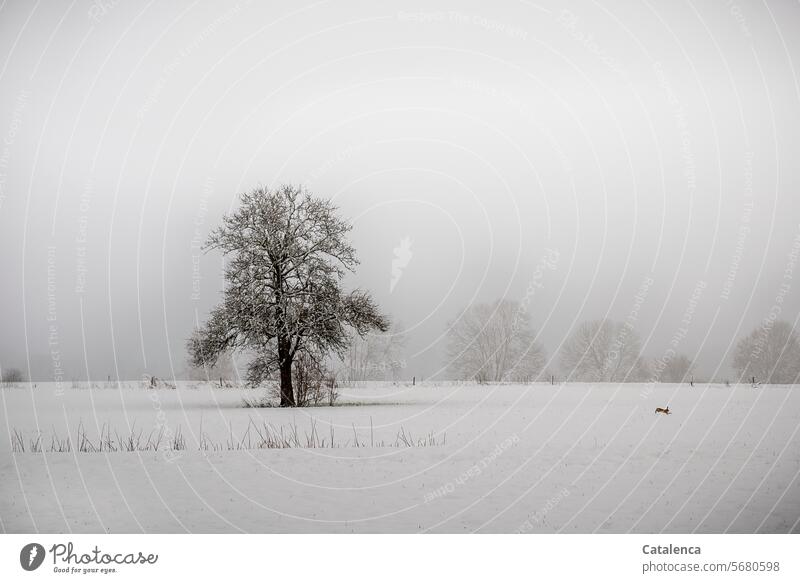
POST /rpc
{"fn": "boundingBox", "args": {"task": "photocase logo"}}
[390,236,413,293]
[20,543,45,571]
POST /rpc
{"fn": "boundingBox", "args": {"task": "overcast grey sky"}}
[1,0,799,381]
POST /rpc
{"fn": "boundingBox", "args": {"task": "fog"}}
[1,0,799,382]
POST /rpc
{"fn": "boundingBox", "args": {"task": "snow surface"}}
[1,382,799,533]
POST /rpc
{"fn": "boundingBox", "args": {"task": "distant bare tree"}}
[187,185,388,406]
[343,323,407,382]
[1,367,24,384]
[733,320,800,384]
[655,353,693,383]
[560,319,648,382]
[446,299,547,383]
[185,340,239,386]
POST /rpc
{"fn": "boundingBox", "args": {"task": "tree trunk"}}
[279,358,295,407]
[275,266,294,407]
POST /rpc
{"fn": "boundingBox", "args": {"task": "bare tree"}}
[342,323,407,382]
[185,341,239,386]
[292,348,338,406]
[1,367,24,384]
[188,185,388,406]
[446,299,547,383]
[733,320,800,384]
[654,353,693,383]
[560,319,648,382]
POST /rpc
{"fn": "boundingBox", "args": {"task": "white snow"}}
[1,382,799,533]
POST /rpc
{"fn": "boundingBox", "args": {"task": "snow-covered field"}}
[1,382,799,533]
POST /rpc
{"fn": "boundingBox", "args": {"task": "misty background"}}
[1,0,799,382]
